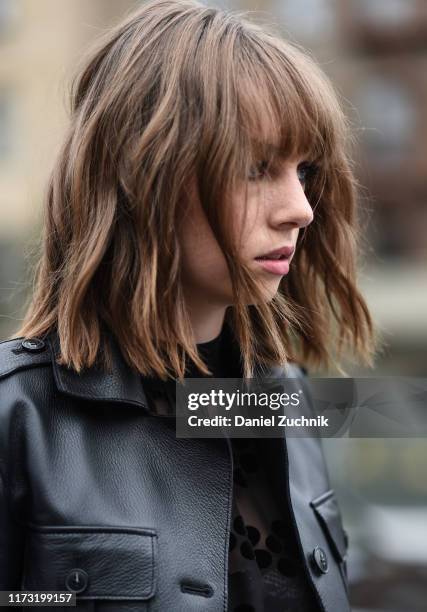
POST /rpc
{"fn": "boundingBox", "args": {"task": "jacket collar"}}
[47,330,150,409]
[47,326,295,409]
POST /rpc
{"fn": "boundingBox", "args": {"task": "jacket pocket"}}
[21,525,157,610]
[310,489,349,590]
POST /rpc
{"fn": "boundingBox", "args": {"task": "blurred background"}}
[0,1,426,610]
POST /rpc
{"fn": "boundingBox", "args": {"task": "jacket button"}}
[312,546,329,574]
[21,337,46,353]
[65,568,89,593]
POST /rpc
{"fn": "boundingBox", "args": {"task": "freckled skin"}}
[179,157,314,312]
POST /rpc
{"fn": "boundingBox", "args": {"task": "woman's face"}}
[179,156,314,308]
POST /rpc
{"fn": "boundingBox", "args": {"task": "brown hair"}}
[15,0,377,380]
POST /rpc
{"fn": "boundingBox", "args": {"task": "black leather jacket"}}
[0,330,350,611]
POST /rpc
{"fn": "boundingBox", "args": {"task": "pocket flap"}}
[310,489,348,563]
[22,525,157,600]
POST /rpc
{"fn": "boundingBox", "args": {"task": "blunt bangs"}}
[233,28,344,174]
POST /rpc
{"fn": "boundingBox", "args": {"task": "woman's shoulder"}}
[0,335,51,384]
[0,336,52,421]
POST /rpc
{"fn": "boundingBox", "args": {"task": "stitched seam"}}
[223,437,233,612]
[0,361,51,381]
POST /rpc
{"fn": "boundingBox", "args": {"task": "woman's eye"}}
[248,160,270,181]
[297,162,318,188]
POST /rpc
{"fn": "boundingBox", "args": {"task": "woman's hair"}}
[15,0,377,380]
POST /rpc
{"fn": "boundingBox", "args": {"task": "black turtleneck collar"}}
[186,327,225,379]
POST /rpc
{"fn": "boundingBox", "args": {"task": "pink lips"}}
[255,258,290,275]
[257,245,295,259]
[254,245,295,275]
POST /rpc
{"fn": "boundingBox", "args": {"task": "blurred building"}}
[0,0,131,331]
[0,0,131,238]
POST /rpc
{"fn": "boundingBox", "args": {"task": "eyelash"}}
[248,160,319,185]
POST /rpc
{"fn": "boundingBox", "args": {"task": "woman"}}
[0,0,376,610]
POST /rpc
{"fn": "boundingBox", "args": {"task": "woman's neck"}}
[186,300,228,344]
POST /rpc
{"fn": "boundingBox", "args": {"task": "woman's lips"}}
[254,257,290,275]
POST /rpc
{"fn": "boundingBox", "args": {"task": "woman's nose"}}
[272,175,314,229]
